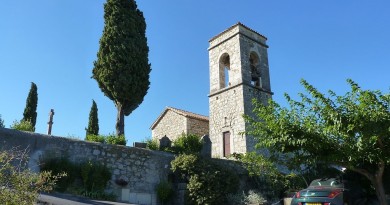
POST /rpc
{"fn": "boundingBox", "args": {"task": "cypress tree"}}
[22,82,38,131]
[86,100,99,136]
[92,0,151,136]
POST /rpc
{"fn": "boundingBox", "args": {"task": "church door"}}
[223,131,230,157]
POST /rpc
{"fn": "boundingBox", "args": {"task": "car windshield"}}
[309,178,342,187]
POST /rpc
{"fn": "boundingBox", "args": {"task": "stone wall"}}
[0,128,174,205]
[152,110,186,141]
[186,118,209,138]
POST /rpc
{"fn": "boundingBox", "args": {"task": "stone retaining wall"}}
[0,128,174,205]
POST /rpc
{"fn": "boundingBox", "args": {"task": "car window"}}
[309,178,342,187]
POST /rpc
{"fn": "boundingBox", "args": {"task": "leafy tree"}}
[245,79,390,205]
[0,148,63,204]
[22,82,38,131]
[86,100,99,136]
[92,0,151,136]
[0,114,4,128]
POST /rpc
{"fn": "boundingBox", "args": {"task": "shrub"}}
[171,154,239,204]
[227,190,267,205]
[156,181,174,205]
[40,158,111,199]
[85,134,126,145]
[146,138,159,150]
[40,157,78,192]
[10,120,34,132]
[172,134,203,154]
[86,134,105,143]
[1,148,63,204]
[106,134,126,145]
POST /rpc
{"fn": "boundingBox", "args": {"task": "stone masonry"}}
[0,128,173,205]
[151,107,209,141]
[208,22,273,158]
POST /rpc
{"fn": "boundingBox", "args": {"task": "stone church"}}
[151,22,272,158]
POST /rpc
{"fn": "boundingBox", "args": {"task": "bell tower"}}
[208,22,273,158]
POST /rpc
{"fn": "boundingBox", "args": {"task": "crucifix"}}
[47,109,54,135]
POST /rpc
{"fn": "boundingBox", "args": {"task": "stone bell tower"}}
[208,22,273,158]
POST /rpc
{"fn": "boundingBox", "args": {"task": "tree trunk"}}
[116,103,125,136]
[351,163,387,205]
[372,175,388,205]
[371,163,387,205]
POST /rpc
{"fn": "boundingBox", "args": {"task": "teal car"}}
[291,178,349,205]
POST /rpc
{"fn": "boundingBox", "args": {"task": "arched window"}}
[219,54,230,88]
[249,52,262,88]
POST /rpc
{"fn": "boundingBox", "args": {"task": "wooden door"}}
[223,131,230,157]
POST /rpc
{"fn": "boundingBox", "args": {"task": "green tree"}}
[22,82,38,131]
[0,114,4,128]
[92,0,151,136]
[245,79,390,205]
[86,100,99,136]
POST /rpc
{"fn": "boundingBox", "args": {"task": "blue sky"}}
[1,1,389,145]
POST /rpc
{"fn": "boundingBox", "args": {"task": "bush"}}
[172,134,203,154]
[85,134,126,145]
[227,190,267,205]
[171,154,239,204]
[40,158,112,199]
[156,181,174,205]
[1,148,63,204]
[41,157,78,192]
[86,134,105,143]
[146,138,159,150]
[10,120,34,132]
[106,134,126,145]
[81,161,111,192]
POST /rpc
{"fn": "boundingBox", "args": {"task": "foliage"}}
[171,133,203,154]
[227,190,267,205]
[85,133,127,145]
[245,79,390,204]
[0,114,4,128]
[146,138,159,150]
[0,148,63,204]
[86,100,99,136]
[92,0,151,136]
[22,82,38,130]
[10,120,34,132]
[80,161,111,192]
[86,134,106,143]
[40,157,77,192]
[106,134,127,145]
[234,152,290,197]
[41,157,112,199]
[171,154,239,204]
[156,181,174,205]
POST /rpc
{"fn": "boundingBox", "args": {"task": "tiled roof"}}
[150,107,209,129]
[209,22,267,42]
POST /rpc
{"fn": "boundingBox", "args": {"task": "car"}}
[290,178,349,205]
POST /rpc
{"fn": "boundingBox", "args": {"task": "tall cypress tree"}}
[86,100,99,136]
[93,0,151,136]
[22,82,38,131]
